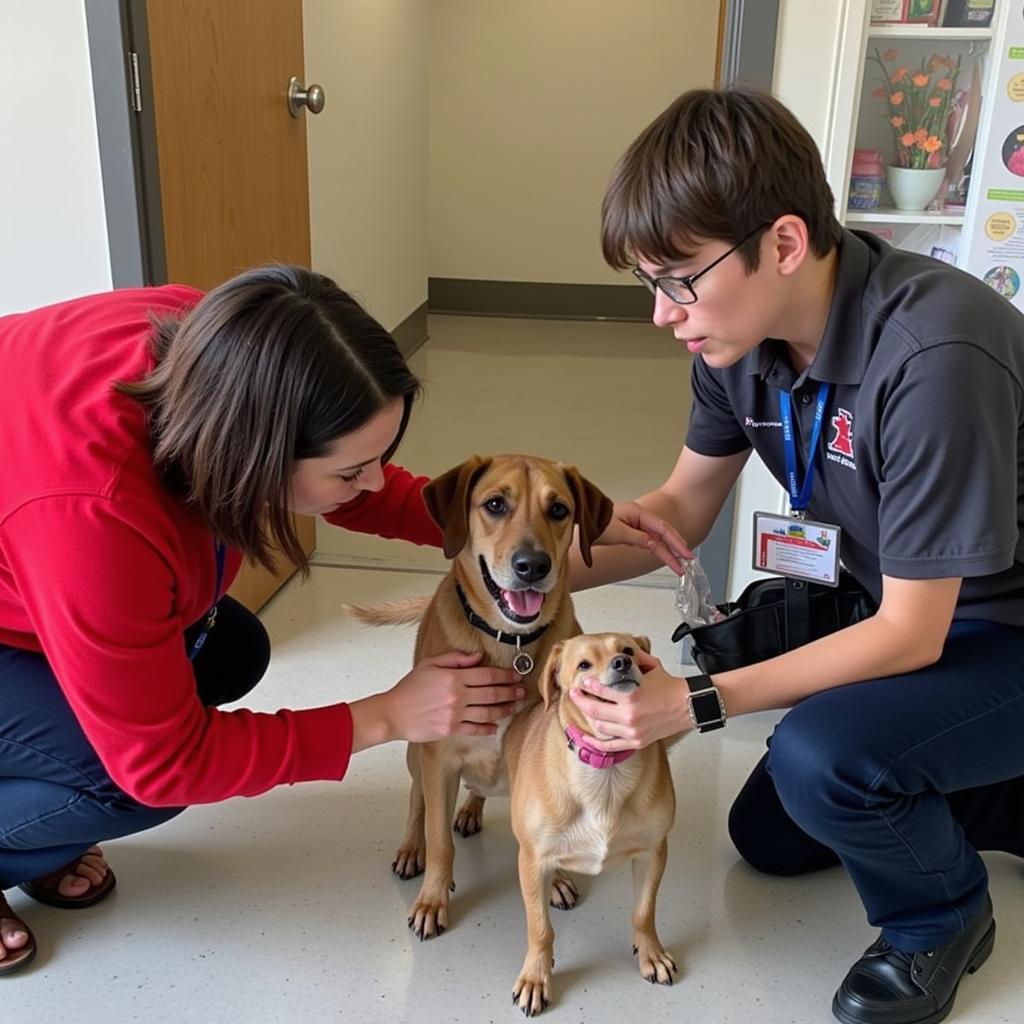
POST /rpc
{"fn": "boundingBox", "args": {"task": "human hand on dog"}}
[567,648,691,751]
[594,502,692,574]
[381,651,525,744]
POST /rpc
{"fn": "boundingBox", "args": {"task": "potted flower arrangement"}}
[868,47,962,210]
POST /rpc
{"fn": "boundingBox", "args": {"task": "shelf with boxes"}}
[868,0,997,30]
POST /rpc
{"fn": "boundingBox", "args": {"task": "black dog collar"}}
[454,583,549,673]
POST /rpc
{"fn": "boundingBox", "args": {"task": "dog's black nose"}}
[512,548,551,584]
[611,654,632,673]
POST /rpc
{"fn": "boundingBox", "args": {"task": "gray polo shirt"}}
[686,229,1024,627]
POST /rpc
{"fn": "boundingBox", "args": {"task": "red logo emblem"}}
[829,408,854,457]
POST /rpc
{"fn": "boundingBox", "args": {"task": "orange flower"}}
[870,47,960,168]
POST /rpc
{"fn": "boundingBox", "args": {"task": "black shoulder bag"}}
[672,570,877,675]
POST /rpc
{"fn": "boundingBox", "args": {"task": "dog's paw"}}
[452,793,484,837]
[633,936,677,985]
[407,892,450,940]
[512,964,552,1017]
[549,873,579,911]
[391,845,425,880]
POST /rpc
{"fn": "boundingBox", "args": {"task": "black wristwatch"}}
[684,673,726,732]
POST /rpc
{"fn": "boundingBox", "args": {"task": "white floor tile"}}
[10,566,1022,1024]
[10,320,1021,1023]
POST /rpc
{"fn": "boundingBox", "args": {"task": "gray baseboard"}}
[428,278,651,321]
[391,301,428,358]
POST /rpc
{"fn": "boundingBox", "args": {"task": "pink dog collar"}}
[564,723,635,770]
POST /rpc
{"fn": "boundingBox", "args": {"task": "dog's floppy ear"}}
[539,642,564,711]
[423,456,492,559]
[561,466,615,568]
[633,635,652,654]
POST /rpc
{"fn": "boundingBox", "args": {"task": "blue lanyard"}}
[188,540,226,661]
[778,382,831,515]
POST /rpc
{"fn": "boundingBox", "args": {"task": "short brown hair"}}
[118,265,421,574]
[601,87,842,271]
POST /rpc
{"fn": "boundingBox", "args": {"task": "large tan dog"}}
[504,633,678,1016]
[385,455,613,940]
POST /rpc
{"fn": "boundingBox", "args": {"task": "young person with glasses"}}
[566,87,1024,1024]
[0,265,688,974]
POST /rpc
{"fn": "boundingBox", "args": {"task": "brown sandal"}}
[0,895,37,976]
[17,850,117,910]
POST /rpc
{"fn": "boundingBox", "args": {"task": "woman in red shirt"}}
[0,265,528,973]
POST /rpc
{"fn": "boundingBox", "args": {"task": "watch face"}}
[690,690,724,725]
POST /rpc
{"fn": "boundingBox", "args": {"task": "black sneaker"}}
[832,895,995,1024]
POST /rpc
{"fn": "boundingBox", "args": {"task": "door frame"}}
[84,0,166,287]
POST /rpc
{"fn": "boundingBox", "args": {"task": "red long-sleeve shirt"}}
[0,286,440,807]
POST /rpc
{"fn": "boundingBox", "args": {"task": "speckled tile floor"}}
[9,565,1022,1024]
[9,317,1022,1023]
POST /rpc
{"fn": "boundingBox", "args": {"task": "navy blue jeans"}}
[0,597,270,889]
[728,619,1024,951]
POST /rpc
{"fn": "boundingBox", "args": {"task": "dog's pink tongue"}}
[502,589,544,617]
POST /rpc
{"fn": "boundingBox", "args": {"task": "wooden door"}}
[145,0,316,611]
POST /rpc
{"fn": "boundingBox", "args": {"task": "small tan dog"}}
[353,454,613,940]
[504,632,678,1016]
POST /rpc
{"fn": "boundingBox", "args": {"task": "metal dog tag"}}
[513,651,534,675]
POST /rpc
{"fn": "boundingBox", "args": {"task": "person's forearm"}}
[713,612,943,719]
[348,692,397,753]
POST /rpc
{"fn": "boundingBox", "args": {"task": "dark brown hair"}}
[601,87,843,272]
[118,264,421,574]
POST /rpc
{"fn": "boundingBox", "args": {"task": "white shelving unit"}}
[846,207,965,224]
[821,1,1010,271]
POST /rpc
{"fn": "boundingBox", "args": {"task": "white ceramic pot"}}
[885,166,945,212]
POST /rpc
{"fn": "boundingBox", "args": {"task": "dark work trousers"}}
[0,597,270,889]
[728,619,1024,951]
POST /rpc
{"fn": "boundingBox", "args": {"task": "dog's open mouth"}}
[479,556,546,624]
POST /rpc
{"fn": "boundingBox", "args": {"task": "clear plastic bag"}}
[675,557,725,627]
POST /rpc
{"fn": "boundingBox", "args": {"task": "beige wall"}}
[303,0,429,332]
[1,3,111,315]
[428,0,721,285]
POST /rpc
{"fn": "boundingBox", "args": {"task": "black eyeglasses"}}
[632,224,771,306]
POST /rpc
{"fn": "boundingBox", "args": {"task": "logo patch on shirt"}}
[744,415,783,429]
[826,408,856,470]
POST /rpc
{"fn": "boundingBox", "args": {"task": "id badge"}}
[752,511,842,587]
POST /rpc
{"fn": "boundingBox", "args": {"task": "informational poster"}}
[962,5,1024,309]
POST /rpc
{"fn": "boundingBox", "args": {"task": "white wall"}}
[724,0,845,598]
[428,0,721,284]
[303,0,429,332]
[0,3,112,316]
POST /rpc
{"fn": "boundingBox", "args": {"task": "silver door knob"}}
[287,76,325,117]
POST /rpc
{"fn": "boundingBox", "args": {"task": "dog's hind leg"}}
[549,871,579,910]
[452,790,485,837]
[392,744,426,879]
[630,838,677,985]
